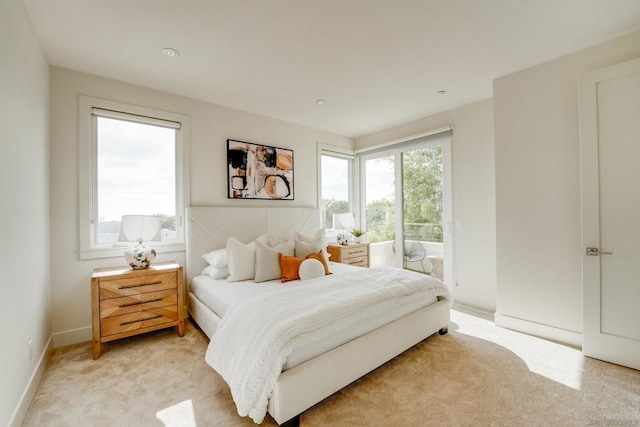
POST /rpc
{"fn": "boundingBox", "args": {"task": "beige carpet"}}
[23,309,640,426]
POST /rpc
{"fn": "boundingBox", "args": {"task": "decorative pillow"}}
[299,259,325,281]
[254,239,293,282]
[202,248,228,268]
[226,237,256,282]
[257,233,286,248]
[294,239,318,259]
[305,250,330,276]
[296,229,331,260]
[202,265,229,280]
[279,253,304,283]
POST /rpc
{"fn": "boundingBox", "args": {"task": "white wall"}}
[356,99,496,312]
[49,67,353,345]
[0,0,51,425]
[494,30,640,344]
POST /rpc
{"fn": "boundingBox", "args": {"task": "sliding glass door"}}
[360,131,451,284]
[363,154,395,248]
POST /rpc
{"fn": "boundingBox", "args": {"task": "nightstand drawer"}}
[101,306,178,337]
[326,243,370,267]
[99,272,176,299]
[341,258,367,267]
[99,289,177,319]
[341,245,368,259]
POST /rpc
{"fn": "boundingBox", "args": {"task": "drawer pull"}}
[118,281,162,290]
[120,314,163,326]
[118,298,162,308]
[349,250,364,255]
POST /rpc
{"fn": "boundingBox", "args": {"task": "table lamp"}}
[332,212,354,245]
[118,215,162,269]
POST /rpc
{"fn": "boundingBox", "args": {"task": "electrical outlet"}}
[28,340,33,361]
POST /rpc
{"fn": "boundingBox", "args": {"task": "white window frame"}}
[316,143,357,234]
[79,96,190,259]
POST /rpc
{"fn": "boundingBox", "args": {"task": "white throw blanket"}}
[205,266,450,423]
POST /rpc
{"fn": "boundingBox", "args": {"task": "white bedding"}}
[191,262,439,369]
[204,266,450,423]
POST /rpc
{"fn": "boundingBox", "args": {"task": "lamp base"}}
[336,232,352,245]
[124,243,157,269]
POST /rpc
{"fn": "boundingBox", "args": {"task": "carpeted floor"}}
[23,309,640,426]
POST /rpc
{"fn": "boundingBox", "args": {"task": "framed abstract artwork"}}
[227,139,294,200]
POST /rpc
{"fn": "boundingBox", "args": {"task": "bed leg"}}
[280,414,300,427]
[438,326,448,335]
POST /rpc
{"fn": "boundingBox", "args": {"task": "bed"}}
[185,207,451,426]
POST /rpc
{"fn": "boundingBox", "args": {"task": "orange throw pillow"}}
[305,251,330,275]
[279,253,303,283]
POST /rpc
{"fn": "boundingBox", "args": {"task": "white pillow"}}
[299,258,325,281]
[257,233,283,247]
[294,239,317,259]
[202,248,228,268]
[202,265,229,280]
[295,229,330,260]
[226,237,256,282]
[254,237,294,283]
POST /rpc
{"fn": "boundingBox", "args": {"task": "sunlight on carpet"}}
[452,310,585,391]
[156,399,197,427]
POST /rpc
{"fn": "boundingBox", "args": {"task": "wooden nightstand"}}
[326,243,369,267]
[91,261,184,359]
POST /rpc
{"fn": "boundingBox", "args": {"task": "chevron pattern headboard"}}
[185,207,320,284]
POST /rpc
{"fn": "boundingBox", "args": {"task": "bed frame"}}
[185,207,450,426]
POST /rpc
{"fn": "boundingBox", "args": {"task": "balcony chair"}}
[392,239,427,272]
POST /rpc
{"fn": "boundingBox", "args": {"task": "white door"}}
[580,57,640,370]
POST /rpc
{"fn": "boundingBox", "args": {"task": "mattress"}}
[191,262,438,369]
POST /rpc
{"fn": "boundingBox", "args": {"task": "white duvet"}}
[204,266,450,424]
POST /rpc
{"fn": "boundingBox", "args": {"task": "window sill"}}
[79,243,186,260]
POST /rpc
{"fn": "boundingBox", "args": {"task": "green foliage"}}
[365,146,443,243]
[321,199,349,228]
[155,213,176,231]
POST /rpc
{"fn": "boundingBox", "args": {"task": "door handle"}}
[586,247,614,256]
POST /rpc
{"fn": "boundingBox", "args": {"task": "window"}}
[79,96,189,259]
[318,144,355,230]
[321,155,350,228]
[358,129,451,279]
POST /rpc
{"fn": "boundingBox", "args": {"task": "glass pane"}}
[96,117,176,244]
[364,156,395,244]
[402,145,443,275]
[321,155,349,228]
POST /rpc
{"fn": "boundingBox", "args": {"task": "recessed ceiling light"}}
[315,99,326,105]
[162,48,179,57]
[437,90,446,95]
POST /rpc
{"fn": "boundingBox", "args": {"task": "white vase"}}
[354,236,362,243]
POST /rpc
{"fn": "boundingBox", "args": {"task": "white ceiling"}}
[24,0,640,138]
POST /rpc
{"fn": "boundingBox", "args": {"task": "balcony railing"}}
[366,222,443,244]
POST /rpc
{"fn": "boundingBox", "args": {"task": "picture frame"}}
[227,139,294,200]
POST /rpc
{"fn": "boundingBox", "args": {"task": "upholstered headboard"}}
[185,207,320,284]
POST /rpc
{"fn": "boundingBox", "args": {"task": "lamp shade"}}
[118,215,162,243]
[332,212,354,230]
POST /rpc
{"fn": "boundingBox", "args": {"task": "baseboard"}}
[451,303,495,322]
[494,312,582,348]
[52,326,92,348]
[9,336,53,427]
